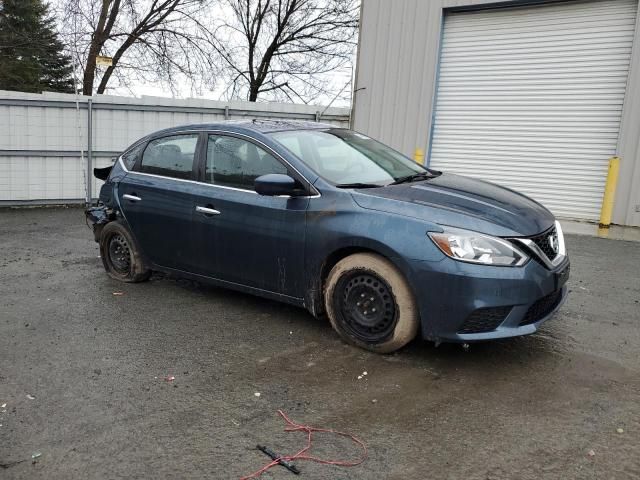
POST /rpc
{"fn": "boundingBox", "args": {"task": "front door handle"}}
[123,194,142,202]
[196,205,221,216]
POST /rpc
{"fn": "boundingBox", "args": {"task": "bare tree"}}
[59,0,217,95]
[212,0,358,102]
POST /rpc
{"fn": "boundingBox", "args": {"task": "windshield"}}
[268,129,433,186]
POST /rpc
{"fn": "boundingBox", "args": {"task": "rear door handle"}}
[123,194,142,202]
[196,205,221,216]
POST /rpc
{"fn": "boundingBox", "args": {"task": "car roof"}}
[146,119,341,138]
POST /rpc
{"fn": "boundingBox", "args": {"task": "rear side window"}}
[121,143,144,169]
[206,135,287,190]
[139,134,199,180]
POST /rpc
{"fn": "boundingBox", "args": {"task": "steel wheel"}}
[99,221,151,283]
[108,233,132,274]
[324,253,419,353]
[337,272,398,343]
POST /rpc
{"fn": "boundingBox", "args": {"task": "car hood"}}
[350,173,554,237]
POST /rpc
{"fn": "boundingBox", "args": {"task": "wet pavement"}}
[561,219,640,243]
[1,207,639,480]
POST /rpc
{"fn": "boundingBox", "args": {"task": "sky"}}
[106,65,355,108]
[50,0,357,108]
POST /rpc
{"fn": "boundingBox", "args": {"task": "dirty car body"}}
[86,121,569,350]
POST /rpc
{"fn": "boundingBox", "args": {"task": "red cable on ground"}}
[240,410,368,479]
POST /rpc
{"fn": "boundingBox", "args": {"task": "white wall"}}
[0,90,350,203]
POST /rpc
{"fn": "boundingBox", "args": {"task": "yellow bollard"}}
[598,156,621,229]
[414,148,425,165]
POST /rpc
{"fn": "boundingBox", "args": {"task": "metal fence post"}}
[224,105,230,120]
[86,99,93,205]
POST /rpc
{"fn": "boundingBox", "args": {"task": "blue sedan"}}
[86,120,569,353]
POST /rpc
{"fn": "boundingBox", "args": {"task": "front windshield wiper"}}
[389,172,438,185]
[335,182,383,189]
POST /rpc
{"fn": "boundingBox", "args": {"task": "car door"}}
[118,132,202,271]
[189,133,310,298]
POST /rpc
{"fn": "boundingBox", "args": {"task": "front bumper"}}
[408,255,570,343]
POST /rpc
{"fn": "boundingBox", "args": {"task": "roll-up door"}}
[429,0,638,221]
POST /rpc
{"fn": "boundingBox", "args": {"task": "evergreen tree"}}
[0,0,74,93]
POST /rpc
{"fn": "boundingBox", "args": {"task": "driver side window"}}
[206,135,287,190]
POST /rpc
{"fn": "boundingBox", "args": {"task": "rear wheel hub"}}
[108,234,131,274]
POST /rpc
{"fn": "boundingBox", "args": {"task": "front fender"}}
[303,190,446,315]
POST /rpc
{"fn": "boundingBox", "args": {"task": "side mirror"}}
[254,174,303,196]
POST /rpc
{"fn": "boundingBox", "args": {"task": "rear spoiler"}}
[94,155,120,180]
[94,166,113,181]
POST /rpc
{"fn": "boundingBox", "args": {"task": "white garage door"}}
[429,0,638,221]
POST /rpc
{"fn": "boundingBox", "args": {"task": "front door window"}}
[206,135,288,190]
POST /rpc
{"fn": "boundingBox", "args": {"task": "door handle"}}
[196,205,221,216]
[123,194,142,202]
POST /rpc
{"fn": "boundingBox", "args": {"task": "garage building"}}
[353,0,640,226]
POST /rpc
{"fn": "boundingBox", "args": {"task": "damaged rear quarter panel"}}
[85,157,130,241]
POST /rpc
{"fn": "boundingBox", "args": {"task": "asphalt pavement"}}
[1,207,639,479]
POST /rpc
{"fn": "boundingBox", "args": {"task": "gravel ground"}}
[1,207,639,480]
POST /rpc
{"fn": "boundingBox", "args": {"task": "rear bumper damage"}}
[85,205,114,242]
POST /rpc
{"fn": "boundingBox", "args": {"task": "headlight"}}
[428,227,529,266]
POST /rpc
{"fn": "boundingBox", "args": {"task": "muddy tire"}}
[324,253,419,353]
[99,221,151,283]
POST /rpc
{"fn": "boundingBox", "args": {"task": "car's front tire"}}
[324,253,419,353]
[99,221,151,283]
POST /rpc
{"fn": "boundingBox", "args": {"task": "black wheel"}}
[336,272,398,343]
[99,221,151,283]
[324,253,419,353]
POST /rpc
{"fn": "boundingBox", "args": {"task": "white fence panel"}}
[0,90,350,204]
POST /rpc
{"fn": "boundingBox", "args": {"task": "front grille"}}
[529,226,559,261]
[520,290,563,326]
[458,306,512,334]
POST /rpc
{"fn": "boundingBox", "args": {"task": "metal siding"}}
[353,0,497,156]
[429,0,638,221]
[354,0,433,154]
[0,91,349,203]
[354,0,640,226]
[614,0,640,226]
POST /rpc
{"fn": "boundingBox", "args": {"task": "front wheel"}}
[324,253,419,353]
[99,221,151,283]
